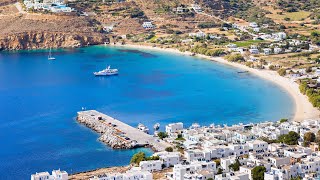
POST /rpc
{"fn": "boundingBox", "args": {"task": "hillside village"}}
[34,119,320,180]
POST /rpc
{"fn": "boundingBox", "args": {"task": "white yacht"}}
[137,123,149,134]
[94,66,118,76]
[48,48,55,60]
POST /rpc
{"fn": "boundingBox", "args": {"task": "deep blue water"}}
[0,46,294,179]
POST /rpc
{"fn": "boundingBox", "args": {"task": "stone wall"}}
[77,114,134,149]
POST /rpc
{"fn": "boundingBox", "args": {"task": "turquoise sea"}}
[0,46,294,179]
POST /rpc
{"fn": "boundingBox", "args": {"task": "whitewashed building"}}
[31,169,68,180]
[90,170,152,180]
[166,123,183,136]
[153,151,181,167]
[247,140,268,153]
[172,161,216,180]
[139,160,162,172]
[142,22,155,29]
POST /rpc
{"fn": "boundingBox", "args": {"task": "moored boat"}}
[48,48,55,60]
[94,65,118,76]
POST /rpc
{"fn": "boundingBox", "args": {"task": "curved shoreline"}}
[111,43,320,122]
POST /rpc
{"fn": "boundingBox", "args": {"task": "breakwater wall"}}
[77,110,170,151]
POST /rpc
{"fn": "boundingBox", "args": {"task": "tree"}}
[157,132,168,140]
[279,118,288,123]
[269,65,276,70]
[304,132,316,142]
[214,159,221,166]
[278,131,300,145]
[165,147,173,152]
[130,152,146,165]
[225,54,245,62]
[252,166,266,180]
[145,156,160,161]
[217,168,223,174]
[229,159,241,171]
[130,152,160,165]
[277,68,287,76]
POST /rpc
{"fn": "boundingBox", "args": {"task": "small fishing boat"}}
[48,48,55,60]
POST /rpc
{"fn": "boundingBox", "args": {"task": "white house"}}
[228,144,249,156]
[166,123,183,136]
[234,132,255,143]
[31,172,51,180]
[263,48,272,55]
[139,160,162,172]
[189,31,206,38]
[273,47,282,54]
[142,22,155,29]
[31,169,68,180]
[247,140,268,153]
[249,22,258,28]
[253,27,260,32]
[207,145,232,159]
[173,161,216,180]
[249,48,259,54]
[184,149,211,162]
[239,166,254,180]
[191,4,202,13]
[90,170,152,180]
[268,156,290,167]
[214,172,249,180]
[153,151,181,167]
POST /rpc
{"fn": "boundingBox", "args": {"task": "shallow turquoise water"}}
[0,46,294,179]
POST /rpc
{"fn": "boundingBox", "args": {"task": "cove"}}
[0,46,294,179]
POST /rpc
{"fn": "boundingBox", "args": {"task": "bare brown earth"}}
[69,166,172,180]
[0,4,107,50]
[69,166,130,180]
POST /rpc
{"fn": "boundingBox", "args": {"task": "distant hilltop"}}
[0,0,319,50]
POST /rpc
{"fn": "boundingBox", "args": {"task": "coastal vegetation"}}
[299,80,320,108]
[279,118,288,123]
[130,152,160,165]
[157,132,168,140]
[189,46,225,57]
[277,68,287,76]
[225,54,245,62]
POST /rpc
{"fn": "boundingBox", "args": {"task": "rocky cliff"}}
[0,32,107,51]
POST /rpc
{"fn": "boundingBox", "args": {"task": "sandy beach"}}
[112,43,320,122]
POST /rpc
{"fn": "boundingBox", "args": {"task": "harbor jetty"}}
[77,110,170,151]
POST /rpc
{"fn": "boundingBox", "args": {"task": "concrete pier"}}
[77,110,170,151]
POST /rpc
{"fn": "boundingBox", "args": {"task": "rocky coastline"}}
[0,31,107,51]
[77,113,134,149]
